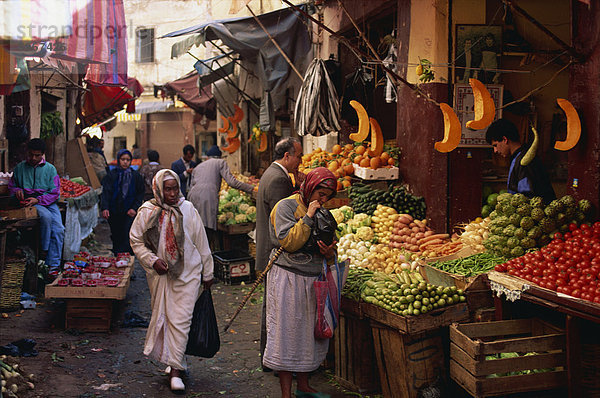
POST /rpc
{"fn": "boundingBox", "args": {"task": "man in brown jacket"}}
[256,137,303,371]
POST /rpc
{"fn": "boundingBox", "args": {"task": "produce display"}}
[343,267,466,316]
[348,183,426,219]
[370,205,399,245]
[458,217,490,253]
[52,252,130,287]
[59,178,90,198]
[1,356,35,397]
[484,193,591,258]
[494,222,600,304]
[388,212,458,256]
[217,174,258,225]
[335,212,372,240]
[299,142,401,191]
[485,353,556,377]
[428,252,505,277]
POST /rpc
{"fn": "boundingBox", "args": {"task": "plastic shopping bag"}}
[314,257,348,339]
[185,289,220,358]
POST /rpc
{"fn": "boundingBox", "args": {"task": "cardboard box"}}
[0,206,38,219]
[354,165,399,180]
[65,138,101,189]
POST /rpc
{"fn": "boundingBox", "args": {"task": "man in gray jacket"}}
[255,137,303,371]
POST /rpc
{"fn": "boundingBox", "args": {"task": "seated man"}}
[9,138,65,271]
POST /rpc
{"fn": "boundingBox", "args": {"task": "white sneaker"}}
[170,376,185,392]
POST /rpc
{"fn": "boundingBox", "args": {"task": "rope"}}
[222,247,284,333]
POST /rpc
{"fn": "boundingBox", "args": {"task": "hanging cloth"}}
[85,0,128,86]
[294,58,341,136]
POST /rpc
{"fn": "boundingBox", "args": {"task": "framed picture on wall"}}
[454,25,502,85]
[454,83,503,147]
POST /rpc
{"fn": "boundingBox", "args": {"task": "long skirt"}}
[262,265,329,372]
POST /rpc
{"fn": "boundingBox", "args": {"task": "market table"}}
[45,255,134,331]
[488,270,600,398]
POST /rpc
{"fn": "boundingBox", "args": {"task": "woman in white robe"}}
[130,169,214,393]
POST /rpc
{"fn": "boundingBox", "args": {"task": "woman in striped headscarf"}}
[129,169,214,393]
[263,167,338,398]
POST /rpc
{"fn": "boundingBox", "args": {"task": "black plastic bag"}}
[185,289,220,358]
[305,208,338,251]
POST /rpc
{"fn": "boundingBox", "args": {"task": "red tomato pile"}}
[495,222,600,304]
[60,178,91,198]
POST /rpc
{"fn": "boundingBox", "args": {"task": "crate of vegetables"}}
[60,177,91,198]
[422,252,505,291]
[450,318,567,397]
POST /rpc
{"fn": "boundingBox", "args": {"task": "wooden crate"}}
[362,302,469,335]
[0,207,38,220]
[334,298,380,393]
[450,318,567,397]
[65,299,113,332]
[371,322,446,398]
[217,222,255,235]
[421,262,488,291]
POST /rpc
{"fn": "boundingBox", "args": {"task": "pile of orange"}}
[299,143,398,191]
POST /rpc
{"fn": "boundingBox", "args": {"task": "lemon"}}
[416,64,424,76]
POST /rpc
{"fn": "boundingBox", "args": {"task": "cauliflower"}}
[239,203,250,212]
[235,214,247,223]
[331,209,345,224]
[218,214,227,224]
[225,211,235,220]
[246,205,256,214]
[356,226,374,241]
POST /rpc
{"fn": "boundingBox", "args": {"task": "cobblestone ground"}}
[0,219,367,398]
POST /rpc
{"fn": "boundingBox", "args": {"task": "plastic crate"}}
[213,250,255,285]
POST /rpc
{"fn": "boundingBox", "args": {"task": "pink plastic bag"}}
[314,258,348,339]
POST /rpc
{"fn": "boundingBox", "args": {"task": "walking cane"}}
[222,247,284,332]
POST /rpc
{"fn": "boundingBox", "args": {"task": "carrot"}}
[419,239,443,250]
[419,233,449,244]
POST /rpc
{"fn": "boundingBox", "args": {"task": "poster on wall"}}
[454,25,502,85]
[454,83,503,147]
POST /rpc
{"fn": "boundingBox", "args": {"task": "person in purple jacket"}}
[9,138,65,271]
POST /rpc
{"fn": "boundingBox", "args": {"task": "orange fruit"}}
[344,144,354,152]
[380,152,390,163]
[342,180,351,188]
[332,144,342,155]
[337,180,343,191]
[387,157,396,166]
[355,145,366,155]
[359,158,370,168]
[354,155,363,164]
[337,167,346,177]
[370,157,382,169]
[343,163,354,175]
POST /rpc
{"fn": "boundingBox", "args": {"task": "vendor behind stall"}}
[486,119,556,204]
[8,138,65,271]
[188,145,256,249]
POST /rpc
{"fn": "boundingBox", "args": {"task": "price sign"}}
[230,262,250,277]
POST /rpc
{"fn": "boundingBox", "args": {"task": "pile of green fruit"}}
[349,183,426,220]
[217,189,256,225]
[342,267,374,301]
[359,272,466,316]
[484,193,592,258]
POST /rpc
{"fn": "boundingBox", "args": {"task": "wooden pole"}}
[504,0,583,62]
[245,4,304,81]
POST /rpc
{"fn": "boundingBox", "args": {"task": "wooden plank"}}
[479,370,567,396]
[452,342,566,376]
[450,359,479,397]
[371,321,445,398]
[481,334,566,355]
[362,302,469,334]
[453,319,533,338]
[466,289,494,312]
[450,323,482,358]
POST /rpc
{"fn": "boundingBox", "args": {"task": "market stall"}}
[59,179,100,261]
[45,252,133,331]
